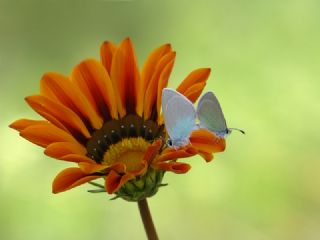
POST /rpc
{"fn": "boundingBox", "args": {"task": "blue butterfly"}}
[197,91,245,137]
[162,88,244,149]
[162,88,197,148]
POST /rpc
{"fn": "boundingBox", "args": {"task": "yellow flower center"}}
[103,137,150,172]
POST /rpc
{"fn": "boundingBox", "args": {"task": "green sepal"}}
[88,188,106,193]
[115,167,166,202]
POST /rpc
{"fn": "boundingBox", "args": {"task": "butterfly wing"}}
[197,91,228,137]
[162,88,197,146]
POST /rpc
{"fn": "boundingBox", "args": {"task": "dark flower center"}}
[86,114,165,163]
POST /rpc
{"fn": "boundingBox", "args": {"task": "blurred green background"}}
[1,0,320,239]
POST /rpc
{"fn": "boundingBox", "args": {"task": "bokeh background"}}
[1,0,319,239]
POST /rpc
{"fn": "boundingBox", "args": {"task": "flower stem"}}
[138,199,159,240]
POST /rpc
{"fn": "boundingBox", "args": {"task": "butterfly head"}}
[166,138,173,148]
[214,128,245,138]
[166,138,190,149]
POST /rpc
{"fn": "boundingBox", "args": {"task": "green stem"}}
[138,199,159,240]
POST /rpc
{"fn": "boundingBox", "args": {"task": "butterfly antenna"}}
[229,128,245,134]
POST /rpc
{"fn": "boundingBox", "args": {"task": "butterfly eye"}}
[166,139,173,147]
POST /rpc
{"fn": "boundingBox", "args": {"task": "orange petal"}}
[59,154,96,164]
[190,129,226,154]
[40,72,103,129]
[9,119,49,132]
[105,170,135,194]
[176,68,211,102]
[137,44,172,116]
[25,95,90,138]
[100,41,117,74]
[155,147,197,163]
[52,167,100,194]
[198,151,214,162]
[190,128,216,139]
[110,162,127,173]
[182,82,207,103]
[20,124,78,148]
[153,162,191,174]
[45,142,87,159]
[110,38,139,117]
[128,160,148,176]
[10,111,69,134]
[156,58,175,123]
[71,59,118,119]
[78,162,110,174]
[191,140,225,154]
[143,139,162,164]
[143,51,176,120]
[35,110,70,132]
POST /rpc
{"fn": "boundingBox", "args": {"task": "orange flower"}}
[10,38,225,201]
